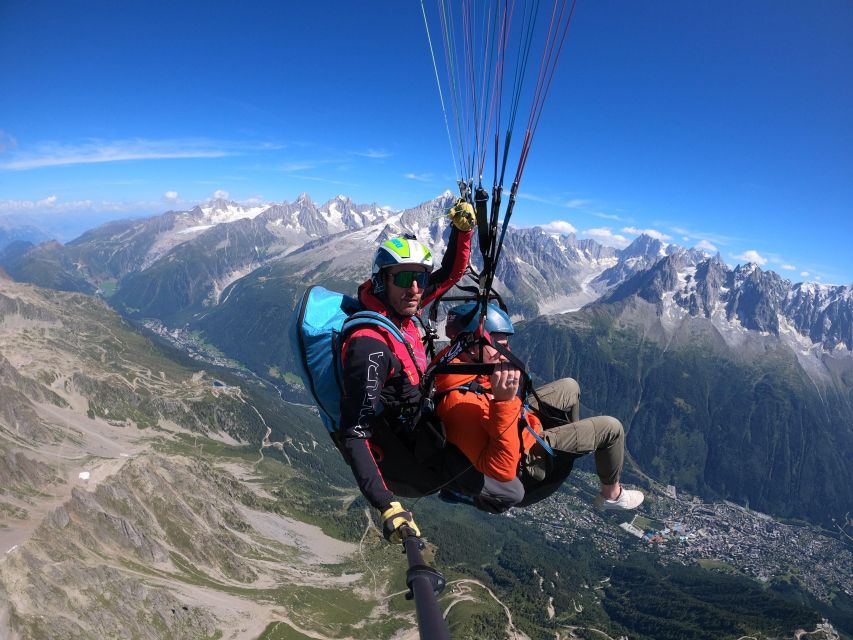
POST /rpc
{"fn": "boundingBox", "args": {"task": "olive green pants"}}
[519,378,625,507]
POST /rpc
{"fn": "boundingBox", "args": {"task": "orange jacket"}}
[434,360,543,482]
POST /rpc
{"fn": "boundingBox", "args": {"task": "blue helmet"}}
[445,302,514,340]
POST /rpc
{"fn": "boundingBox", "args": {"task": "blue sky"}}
[1,1,851,284]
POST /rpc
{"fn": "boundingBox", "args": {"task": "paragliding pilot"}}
[337,200,480,543]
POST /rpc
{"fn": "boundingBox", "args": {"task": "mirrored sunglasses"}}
[389,270,429,288]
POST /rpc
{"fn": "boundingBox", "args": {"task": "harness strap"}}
[343,310,424,378]
[521,406,555,457]
[431,380,483,403]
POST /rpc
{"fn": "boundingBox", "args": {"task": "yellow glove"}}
[448,199,476,232]
[380,501,421,543]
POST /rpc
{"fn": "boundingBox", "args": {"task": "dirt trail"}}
[446,579,531,640]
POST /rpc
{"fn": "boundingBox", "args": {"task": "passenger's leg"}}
[441,444,524,513]
[529,378,580,426]
[517,415,624,507]
[474,476,525,513]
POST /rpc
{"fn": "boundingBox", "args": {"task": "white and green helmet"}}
[371,235,434,292]
[372,236,434,275]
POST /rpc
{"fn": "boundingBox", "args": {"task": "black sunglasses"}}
[389,270,429,288]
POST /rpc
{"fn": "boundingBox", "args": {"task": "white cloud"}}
[670,225,737,247]
[584,227,630,248]
[541,220,577,235]
[515,193,595,212]
[565,199,591,208]
[352,148,391,159]
[0,196,153,216]
[213,190,230,200]
[0,195,58,211]
[164,191,179,202]
[592,211,622,221]
[622,226,672,242]
[800,271,810,277]
[288,175,353,186]
[0,138,236,170]
[0,130,18,153]
[404,173,433,182]
[779,264,796,271]
[734,250,768,265]
[517,193,561,206]
[695,239,718,252]
[280,161,316,172]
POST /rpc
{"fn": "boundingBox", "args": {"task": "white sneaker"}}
[595,488,644,511]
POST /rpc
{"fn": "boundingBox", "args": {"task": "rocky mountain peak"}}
[620,234,666,260]
[205,197,239,211]
[601,252,681,305]
[595,234,667,289]
[783,281,853,350]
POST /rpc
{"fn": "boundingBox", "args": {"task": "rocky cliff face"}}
[0,278,415,639]
[512,300,853,527]
[601,249,853,352]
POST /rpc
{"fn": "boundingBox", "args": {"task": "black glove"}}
[379,381,421,415]
[380,501,421,543]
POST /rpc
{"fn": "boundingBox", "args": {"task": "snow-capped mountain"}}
[2,191,850,359]
[600,248,853,355]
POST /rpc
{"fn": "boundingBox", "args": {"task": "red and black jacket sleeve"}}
[422,227,472,307]
[339,332,397,511]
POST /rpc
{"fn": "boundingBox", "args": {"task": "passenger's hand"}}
[380,501,420,543]
[490,363,520,402]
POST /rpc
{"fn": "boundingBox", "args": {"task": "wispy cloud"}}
[669,225,738,247]
[163,191,179,202]
[287,174,356,186]
[0,138,241,170]
[517,192,560,206]
[213,190,230,199]
[695,239,718,252]
[779,263,796,271]
[541,220,577,235]
[0,195,59,211]
[280,161,316,172]
[622,226,672,242]
[0,195,155,215]
[0,130,18,153]
[565,198,592,209]
[800,271,810,277]
[0,138,285,171]
[734,250,768,265]
[518,193,600,212]
[404,172,433,182]
[351,148,391,159]
[583,227,629,248]
[591,211,623,221]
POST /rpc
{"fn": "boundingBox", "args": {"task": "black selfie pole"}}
[401,527,450,640]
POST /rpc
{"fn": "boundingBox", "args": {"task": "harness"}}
[430,364,555,461]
